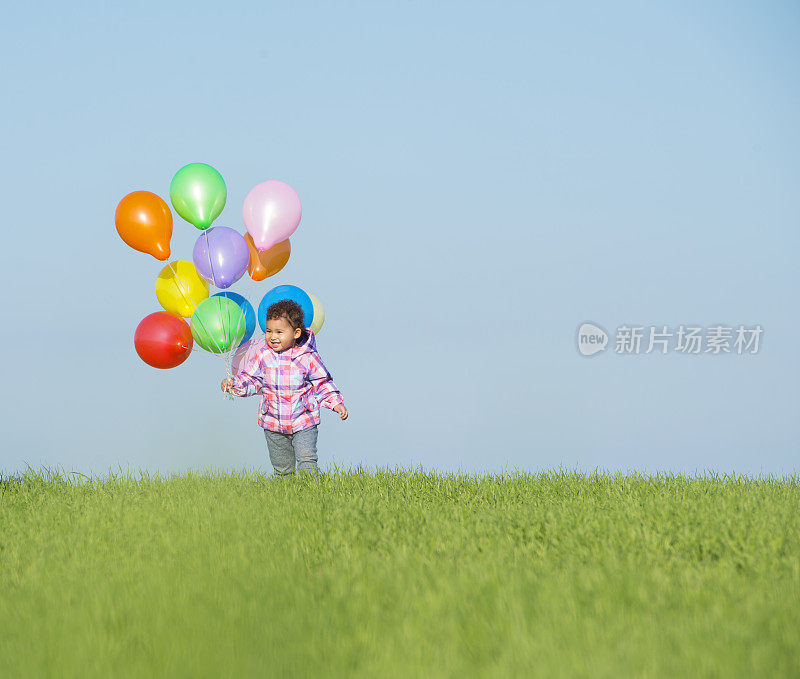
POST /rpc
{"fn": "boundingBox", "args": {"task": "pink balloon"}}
[232,337,266,374]
[242,180,302,251]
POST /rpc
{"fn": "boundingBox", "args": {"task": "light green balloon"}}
[190,296,246,354]
[308,293,325,335]
[170,163,227,230]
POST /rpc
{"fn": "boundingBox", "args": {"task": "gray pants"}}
[264,425,319,477]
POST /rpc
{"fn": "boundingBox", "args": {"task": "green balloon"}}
[190,296,246,354]
[170,163,227,230]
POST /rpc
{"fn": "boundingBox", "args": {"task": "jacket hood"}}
[290,328,317,357]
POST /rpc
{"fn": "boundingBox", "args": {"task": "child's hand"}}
[221,378,234,393]
[333,404,348,421]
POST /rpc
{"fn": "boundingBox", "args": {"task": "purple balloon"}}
[193,227,249,289]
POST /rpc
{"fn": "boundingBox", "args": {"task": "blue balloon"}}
[258,285,313,332]
[212,291,256,346]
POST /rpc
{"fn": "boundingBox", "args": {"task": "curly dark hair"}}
[266,299,305,330]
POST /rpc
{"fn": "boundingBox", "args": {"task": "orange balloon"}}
[245,233,291,281]
[115,191,173,261]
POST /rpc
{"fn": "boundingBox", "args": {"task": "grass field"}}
[1,467,798,678]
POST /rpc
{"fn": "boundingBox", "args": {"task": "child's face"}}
[265,316,302,352]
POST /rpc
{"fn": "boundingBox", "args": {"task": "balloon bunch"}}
[116,163,326,386]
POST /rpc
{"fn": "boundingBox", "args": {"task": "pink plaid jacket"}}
[230,329,344,434]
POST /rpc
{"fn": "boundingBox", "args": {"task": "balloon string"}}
[167,239,249,401]
[219,293,249,403]
[201,229,249,389]
[221,297,234,400]
[166,261,225,357]
[166,261,221,353]
[203,230,227,352]
[224,291,248,379]
[201,234,248,401]
[203,230,232,378]
[165,262,236,402]
[213,296,235,401]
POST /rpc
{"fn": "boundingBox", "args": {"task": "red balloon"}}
[134,312,193,369]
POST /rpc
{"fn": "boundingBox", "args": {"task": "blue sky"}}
[1,1,798,476]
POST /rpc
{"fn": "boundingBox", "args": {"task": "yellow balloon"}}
[309,293,325,335]
[156,261,209,317]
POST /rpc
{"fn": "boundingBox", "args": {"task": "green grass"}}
[1,467,798,678]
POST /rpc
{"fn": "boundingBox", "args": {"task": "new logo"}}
[577,322,608,356]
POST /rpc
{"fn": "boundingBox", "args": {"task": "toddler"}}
[221,299,347,477]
